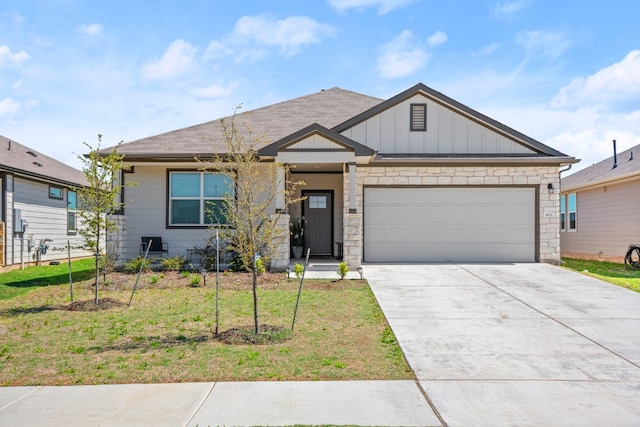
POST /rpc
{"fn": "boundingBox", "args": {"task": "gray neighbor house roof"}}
[561,142,640,191]
[104,83,575,162]
[1,135,87,187]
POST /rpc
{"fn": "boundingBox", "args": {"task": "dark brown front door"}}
[302,190,333,256]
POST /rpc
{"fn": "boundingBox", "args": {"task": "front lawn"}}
[0,258,94,300]
[0,263,412,386]
[562,258,640,292]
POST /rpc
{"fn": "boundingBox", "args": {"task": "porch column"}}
[342,213,362,268]
[275,166,285,212]
[348,162,357,213]
[269,213,290,271]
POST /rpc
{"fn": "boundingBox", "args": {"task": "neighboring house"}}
[103,83,577,268]
[561,142,640,263]
[1,135,91,270]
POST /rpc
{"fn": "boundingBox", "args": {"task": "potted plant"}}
[290,216,306,258]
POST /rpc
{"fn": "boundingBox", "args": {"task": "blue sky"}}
[2,0,639,174]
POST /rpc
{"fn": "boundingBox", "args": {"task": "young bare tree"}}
[204,107,303,334]
[77,135,136,303]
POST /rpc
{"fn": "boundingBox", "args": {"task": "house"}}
[1,135,92,270]
[103,83,577,268]
[561,141,640,263]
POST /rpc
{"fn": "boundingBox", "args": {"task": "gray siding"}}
[10,177,90,266]
[561,179,640,260]
[342,94,536,155]
[123,164,281,261]
[124,166,192,260]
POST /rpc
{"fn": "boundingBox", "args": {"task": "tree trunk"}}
[94,219,101,303]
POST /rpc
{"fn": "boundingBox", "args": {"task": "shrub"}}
[229,255,245,272]
[294,263,304,279]
[255,257,266,275]
[337,262,349,280]
[180,270,190,278]
[161,256,185,271]
[189,275,201,286]
[124,257,151,273]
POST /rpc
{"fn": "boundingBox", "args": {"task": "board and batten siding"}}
[561,179,640,261]
[9,177,89,265]
[341,94,537,155]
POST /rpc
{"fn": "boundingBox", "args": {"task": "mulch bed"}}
[215,324,292,345]
[65,298,127,311]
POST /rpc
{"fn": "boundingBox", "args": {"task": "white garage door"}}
[364,187,535,263]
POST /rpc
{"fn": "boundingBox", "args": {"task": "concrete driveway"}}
[364,263,640,427]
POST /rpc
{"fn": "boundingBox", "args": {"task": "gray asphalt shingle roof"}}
[0,135,87,186]
[106,87,382,160]
[561,142,640,191]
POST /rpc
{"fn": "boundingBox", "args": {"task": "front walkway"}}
[287,256,363,279]
[364,263,640,427]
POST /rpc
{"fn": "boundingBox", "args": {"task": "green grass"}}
[0,258,94,300]
[0,268,413,386]
[562,258,640,292]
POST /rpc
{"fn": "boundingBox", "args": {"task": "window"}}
[308,195,327,209]
[49,186,63,199]
[410,103,427,131]
[560,195,566,231]
[169,172,233,226]
[568,193,577,231]
[67,190,77,232]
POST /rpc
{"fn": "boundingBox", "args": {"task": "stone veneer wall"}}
[343,165,561,266]
[342,213,363,267]
[270,213,290,271]
[106,214,127,266]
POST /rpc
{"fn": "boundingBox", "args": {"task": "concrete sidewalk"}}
[0,381,441,427]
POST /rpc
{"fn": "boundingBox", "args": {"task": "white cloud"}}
[189,84,234,99]
[328,0,415,14]
[0,98,21,116]
[551,50,640,110]
[472,42,500,56]
[516,30,571,60]
[76,23,103,36]
[0,45,30,67]
[493,0,531,18]
[141,40,197,80]
[427,31,448,48]
[206,15,335,61]
[377,30,430,78]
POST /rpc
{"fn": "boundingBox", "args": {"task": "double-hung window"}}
[67,190,77,233]
[568,193,577,231]
[169,172,233,226]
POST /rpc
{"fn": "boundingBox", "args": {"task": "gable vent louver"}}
[410,103,427,131]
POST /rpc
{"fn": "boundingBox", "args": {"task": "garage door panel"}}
[364,187,535,263]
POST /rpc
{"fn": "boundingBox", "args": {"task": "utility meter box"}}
[13,209,24,233]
